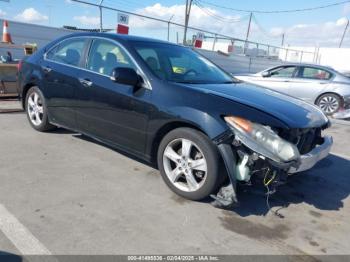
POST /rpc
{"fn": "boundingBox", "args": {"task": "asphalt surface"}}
[0,108,349,256]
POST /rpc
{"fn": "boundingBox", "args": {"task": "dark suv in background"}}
[18,33,332,207]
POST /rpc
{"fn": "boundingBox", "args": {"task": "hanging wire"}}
[252,14,284,39]
[194,0,250,23]
[197,0,350,14]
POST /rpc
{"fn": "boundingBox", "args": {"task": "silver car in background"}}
[235,63,350,115]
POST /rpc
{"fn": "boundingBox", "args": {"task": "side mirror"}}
[110,67,139,86]
[262,71,271,77]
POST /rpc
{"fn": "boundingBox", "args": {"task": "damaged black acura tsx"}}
[18,33,333,208]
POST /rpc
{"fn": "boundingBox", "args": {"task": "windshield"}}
[130,41,233,84]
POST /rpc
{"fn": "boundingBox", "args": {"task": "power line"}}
[194,0,249,23]
[252,14,283,39]
[197,0,350,14]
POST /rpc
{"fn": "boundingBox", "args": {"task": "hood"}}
[184,82,329,129]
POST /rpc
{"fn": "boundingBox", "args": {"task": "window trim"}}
[44,36,152,90]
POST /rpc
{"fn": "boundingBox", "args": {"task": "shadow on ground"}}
[54,131,350,218]
[233,154,350,217]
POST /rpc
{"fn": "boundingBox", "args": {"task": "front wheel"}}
[25,86,55,132]
[157,128,221,201]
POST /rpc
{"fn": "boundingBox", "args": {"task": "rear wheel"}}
[157,128,220,201]
[316,93,342,115]
[25,86,55,132]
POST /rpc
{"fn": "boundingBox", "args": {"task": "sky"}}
[1,0,350,47]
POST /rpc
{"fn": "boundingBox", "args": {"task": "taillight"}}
[17,60,23,72]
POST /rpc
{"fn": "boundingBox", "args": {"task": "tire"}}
[316,93,342,115]
[157,127,220,201]
[25,86,55,132]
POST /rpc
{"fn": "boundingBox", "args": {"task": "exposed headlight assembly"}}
[224,116,300,163]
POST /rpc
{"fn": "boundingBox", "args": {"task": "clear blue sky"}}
[1,0,349,47]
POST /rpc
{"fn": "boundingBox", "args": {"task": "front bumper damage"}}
[211,131,333,209]
[288,136,333,173]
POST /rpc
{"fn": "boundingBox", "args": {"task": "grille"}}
[277,128,322,155]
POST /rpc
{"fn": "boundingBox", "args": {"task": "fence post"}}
[167,21,170,41]
[212,34,217,51]
[300,51,303,63]
[285,49,289,61]
[243,40,249,55]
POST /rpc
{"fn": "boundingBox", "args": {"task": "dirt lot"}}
[0,106,349,256]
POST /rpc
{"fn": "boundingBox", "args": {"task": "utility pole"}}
[244,12,253,54]
[339,18,349,48]
[183,0,193,45]
[281,33,285,46]
[99,0,104,32]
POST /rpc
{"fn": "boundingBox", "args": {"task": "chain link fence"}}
[71,0,316,63]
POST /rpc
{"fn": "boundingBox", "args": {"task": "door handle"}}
[79,78,93,87]
[41,66,52,74]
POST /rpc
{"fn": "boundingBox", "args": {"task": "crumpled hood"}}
[185,82,329,129]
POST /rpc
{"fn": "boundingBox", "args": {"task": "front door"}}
[75,38,152,155]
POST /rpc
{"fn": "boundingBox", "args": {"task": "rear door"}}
[288,66,333,103]
[40,37,89,129]
[75,38,152,155]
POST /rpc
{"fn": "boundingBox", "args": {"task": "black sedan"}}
[18,33,333,208]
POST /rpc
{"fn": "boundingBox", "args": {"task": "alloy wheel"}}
[318,95,339,114]
[27,92,44,126]
[163,138,208,192]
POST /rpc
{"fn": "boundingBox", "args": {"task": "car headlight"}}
[224,116,300,163]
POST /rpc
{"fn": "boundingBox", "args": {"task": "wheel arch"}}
[21,83,37,109]
[149,121,208,165]
[315,92,344,106]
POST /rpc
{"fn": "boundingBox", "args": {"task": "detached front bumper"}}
[288,136,333,173]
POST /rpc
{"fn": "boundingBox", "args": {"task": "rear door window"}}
[299,67,332,80]
[46,38,87,67]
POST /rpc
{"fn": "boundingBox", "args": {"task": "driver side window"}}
[87,39,136,76]
[270,66,296,78]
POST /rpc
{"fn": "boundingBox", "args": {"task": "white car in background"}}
[235,63,350,115]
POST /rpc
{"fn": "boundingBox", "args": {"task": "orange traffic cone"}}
[2,20,13,44]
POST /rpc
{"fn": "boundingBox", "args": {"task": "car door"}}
[248,66,297,95]
[287,66,333,103]
[75,38,152,155]
[41,37,89,129]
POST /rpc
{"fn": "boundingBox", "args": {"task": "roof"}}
[62,32,178,46]
[269,62,335,72]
